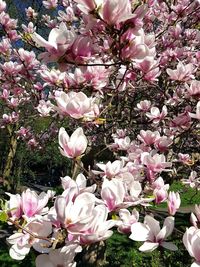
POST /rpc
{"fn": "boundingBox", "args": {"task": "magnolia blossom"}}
[130,216,177,252]
[74,205,116,244]
[36,242,82,267]
[55,192,96,233]
[61,173,96,199]
[54,91,99,120]
[182,171,200,189]
[0,0,6,12]
[36,100,52,117]
[32,22,76,62]
[6,193,22,219]
[94,160,124,179]
[43,0,58,9]
[117,208,139,234]
[137,130,160,146]
[166,62,195,81]
[100,0,134,25]
[100,178,126,212]
[74,0,102,14]
[186,80,200,97]
[7,219,52,260]
[146,106,167,123]
[136,100,151,112]
[183,227,200,267]
[141,152,172,173]
[191,205,200,228]
[58,127,87,158]
[121,29,151,61]
[167,191,181,216]
[21,189,49,219]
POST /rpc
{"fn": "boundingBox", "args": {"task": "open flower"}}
[166,62,195,81]
[130,215,177,252]
[21,189,49,219]
[36,242,82,267]
[183,227,200,267]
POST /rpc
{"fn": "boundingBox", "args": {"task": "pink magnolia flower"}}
[21,189,49,218]
[178,153,191,164]
[166,61,195,81]
[183,226,200,267]
[167,191,181,216]
[71,35,94,61]
[100,0,134,25]
[36,242,82,267]
[111,136,131,151]
[100,178,126,212]
[154,188,168,204]
[117,208,139,234]
[6,193,22,219]
[130,215,177,252]
[61,173,96,199]
[42,0,58,9]
[121,29,149,61]
[186,80,200,97]
[7,219,52,260]
[55,192,96,232]
[191,205,200,228]
[36,100,52,117]
[154,136,173,152]
[136,100,151,112]
[182,171,200,189]
[141,152,172,173]
[25,7,38,19]
[94,160,124,179]
[75,205,116,244]
[74,0,102,14]
[137,130,160,146]
[83,63,109,91]
[58,127,87,159]
[146,105,167,123]
[32,22,76,62]
[54,91,99,120]
[189,101,200,120]
[0,0,6,12]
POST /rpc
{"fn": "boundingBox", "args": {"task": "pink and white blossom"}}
[58,127,87,158]
[130,215,177,252]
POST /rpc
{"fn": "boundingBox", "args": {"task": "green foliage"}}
[170,181,200,206]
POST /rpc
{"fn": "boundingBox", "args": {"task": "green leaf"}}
[0,211,8,222]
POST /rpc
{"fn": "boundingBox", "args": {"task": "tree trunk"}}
[2,127,18,189]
